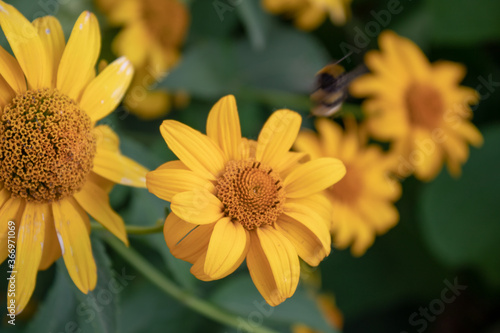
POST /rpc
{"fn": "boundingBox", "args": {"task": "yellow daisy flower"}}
[0,3,148,314]
[294,118,401,256]
[147,95,346,306]
[96,0,189,119]
[350,30,483,181]
[262,0,352,31]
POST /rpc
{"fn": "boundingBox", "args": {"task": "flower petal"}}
[0,1,49,89]
[170,190,224,225]
[57,11,100,101]
[160,120,226,180]
[163,213,214,264]
[256,110,302,167]
[52,198,96,294]
[80,56,134,122]
[147,168,214,202]
[38,206,61,270]
[32,16,65,88]
[247,226,300,306]
[74,179,128,246]
[204,218,248,279]
[0,197,23,264]
[0,45,26,94]
[206,95,242,161]
[0,74,15,109]
[93,125,148,187]
[9,203,45,314]
[284,158,346,198]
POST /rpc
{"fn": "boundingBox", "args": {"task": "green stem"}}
[103,235,278,333]
[91,221,164,235]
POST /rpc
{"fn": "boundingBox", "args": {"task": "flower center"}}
[329,165,362,203]
[215,160,285,231]
[140,0,188,52]
[406,83,444,129]
[0,89,96,203]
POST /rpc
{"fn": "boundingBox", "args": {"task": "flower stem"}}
[103,235,278,333]
[91,221,164,235]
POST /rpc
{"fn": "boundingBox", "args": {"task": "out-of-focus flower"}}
[292,294,343,333]
[262,0,352,31]
[147,95,346,306]
[350,30,483,181]
[294,118,401,256]
[0,3,148,314]
[96,0,189,119]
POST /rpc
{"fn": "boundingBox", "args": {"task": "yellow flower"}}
[350,30,483,181]
[96,0,189,119]
[0,3,148,314]
[262,0,352,31]
[147,95,346,306]
[294,118,401,256]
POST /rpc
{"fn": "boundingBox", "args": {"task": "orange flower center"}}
[329,164,362,203]
[215,160,285,230]
[406,83,444,129]
[141,0,189,52]
[0,89,96,203]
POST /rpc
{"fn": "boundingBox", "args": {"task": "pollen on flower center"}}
[406,83,444,129]
[0,88,96,203]
[215,160,285,230]
[329,165,362,203]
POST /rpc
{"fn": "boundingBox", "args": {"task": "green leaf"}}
[236,0,271,50]
[420,125,500,288]
[72,237,120,333]
[426,0,500,45]
[210,274,338,332]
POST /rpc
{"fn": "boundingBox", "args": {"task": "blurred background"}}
[1,0,499,332]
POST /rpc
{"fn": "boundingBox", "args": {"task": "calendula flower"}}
[147,95,345,306]
[0,3,148,314]
[294,118,401,256]
[96,0,189,119]
[350,30,483,181]
[262,0,352,31]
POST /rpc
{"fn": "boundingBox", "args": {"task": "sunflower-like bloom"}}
[147,95,345,306]
[96,0,189,119]
[0,3,148,313]
[262,0,352,31]
[294,118,401,256]
[350,31,483,181]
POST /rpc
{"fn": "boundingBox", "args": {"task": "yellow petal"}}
[9,203,45,314]
[0,197,23,263]
[0,74,15,109]
[206,95,242,161]
[432,60,466,85]
[256,110,302,167]
[204,218,248,279]
[32,16,65,88]
[74,179,128,246]
[164,213,214,264]
[357,198,399,235]
[112,24,147,66]
[276,213,329,267]
[57,11,100,101]
[454,121,483,147]
[38,205,61,270]
[0,45,26,94]
[81,56,134,122]
[0,1,49,89]
[147,168,214,202]
[160,120,226,180]
[286,193,333,228]
[284,158,346,198]
[247,227,300,306]
[293,130,322,160]
[93,125,148,187]
[190,253,214,281]
[171,190,224,225]
[52,198,96,294]
[294,4,325,30]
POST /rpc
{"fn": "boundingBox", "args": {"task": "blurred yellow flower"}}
[96,0,189,119]
[294,118,401,256]
[262,0,352,31]
[292,294,343,333]
[350,30,483,181]
[147,95,345,306]
[0,3,148,314]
